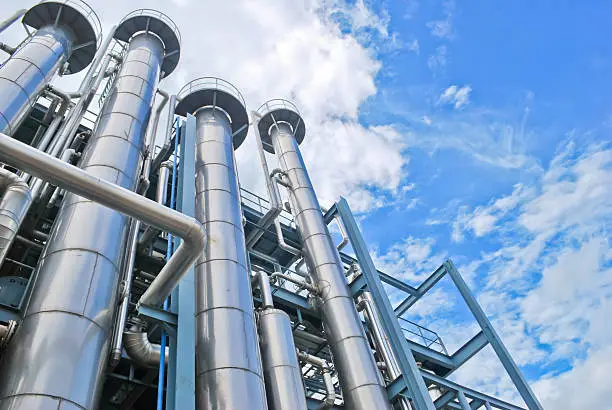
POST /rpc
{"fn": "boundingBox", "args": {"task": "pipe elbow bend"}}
[123,329,168,367]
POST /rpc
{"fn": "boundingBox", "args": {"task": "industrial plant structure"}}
[0,2,543,410]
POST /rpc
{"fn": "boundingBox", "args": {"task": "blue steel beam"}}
[420,370,525,410]
[335,198,436,410]
[445,260,543,410]
[395,264,447,316]
[434,391,456,408]
[457,391,471,410]
[167,115,197,410]
[450,330,489,370]
[405,339,455,371]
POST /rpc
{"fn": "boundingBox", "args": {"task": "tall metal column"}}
[0,10,180,410]
[0,0,101,135]
[175,78,267,410]
[256,100,391,410]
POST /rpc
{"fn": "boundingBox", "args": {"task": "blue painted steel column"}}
[166,114,197,410]
[158,118,181,409]
[334,198,436,410]
[444,260,543,410]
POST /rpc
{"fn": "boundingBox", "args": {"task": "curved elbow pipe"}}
[0,132,206,309]
[124,329,169,367]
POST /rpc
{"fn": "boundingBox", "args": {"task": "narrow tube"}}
[359,292,412,410]
[297,350,336,408]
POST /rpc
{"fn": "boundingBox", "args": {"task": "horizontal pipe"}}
[270,271,317,293]
[0,320,17,350]
[0,132,206,309]
[124,326,169,367]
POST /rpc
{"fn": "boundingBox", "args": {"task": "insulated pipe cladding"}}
[0,0,101,135]
[0,9,180,410]
[256,100,393,410]
[174,78,267,410]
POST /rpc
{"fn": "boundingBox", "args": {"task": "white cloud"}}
[427,19,453,39]
[426,0,455,39]
[439,84,472,109]
[12,0,406,213]
[427,45,447,72]
[438,141,612,407]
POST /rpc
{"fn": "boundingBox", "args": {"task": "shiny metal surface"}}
[267,119,392,410]
[0,25,73,135]
[192,105,267,410]
[124,325,169,367]
[0,169,32,269]
[360,292,412,410]
[259,309,308,410]
[0,31,166,410]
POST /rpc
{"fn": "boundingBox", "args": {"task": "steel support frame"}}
[332,198,436,410]
[328,198,543,410]
[444,260,543,410]
[166,115,197,410]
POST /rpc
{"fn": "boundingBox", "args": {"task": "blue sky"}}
[340,0,612,407]
[5,0,610,407]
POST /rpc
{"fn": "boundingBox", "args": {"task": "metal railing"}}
[177,77,246,118]
[119,8,181,45]
[398,317,448,354]
[38,0,103,47]
[240,187,294,227]
[256,99,301,117]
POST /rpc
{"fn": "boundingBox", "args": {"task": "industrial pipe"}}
[257,101,391,409]
[297,350,336,408]
[274,217,301,255]
[111,159,172,369]
[358,292,412,410]
[270,271,317,293]
[0,168,32,269]
[245,112,283,248]
[334,215,348,251]
[123,325,169,367]
[0,320,17,350]
[256,270,309,410]
[0,131,204,408]
[150,94,177,171]
[0,8,26,35]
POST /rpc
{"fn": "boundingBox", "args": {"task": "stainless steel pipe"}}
[259,309,308,410]
[192,105,267,409]
[0,26,190,409]
[256,271,308,410]
[260,104,391,409]
[0,168,32,269]
[0,25,73,135]
[359,292,412,410]
[124,325,169,368]
[296,350,336,408]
